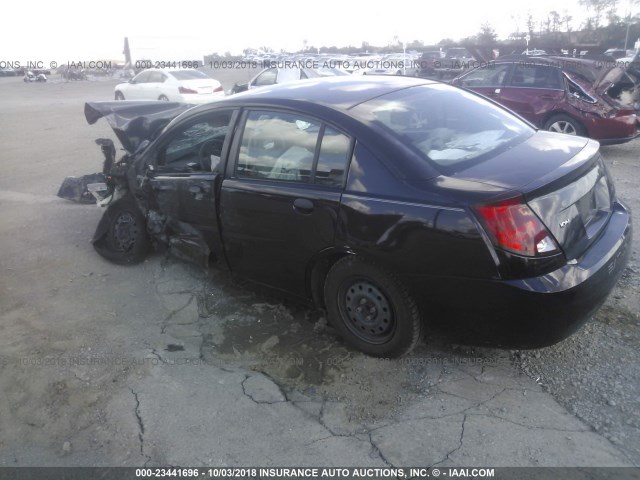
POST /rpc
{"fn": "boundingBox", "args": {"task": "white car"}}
[114,69,224,104]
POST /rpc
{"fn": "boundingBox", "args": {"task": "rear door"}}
[147,109,238,266]
[497,64,565,126]
[220,109,353,297]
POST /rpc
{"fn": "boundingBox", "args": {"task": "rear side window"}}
[315,127,350,188]
[236,111,351,187]
[148,71,166,83]
[509,64,562,89]
[170,69,209,80]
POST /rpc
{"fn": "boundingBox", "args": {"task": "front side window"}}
[159,111,232,171]
[459,63,510,87]
[351,84,534,174]
[236,111,351,187]
[253,68,277,86]
[133,71,151,83]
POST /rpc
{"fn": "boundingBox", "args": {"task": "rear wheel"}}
[158,95,169,101]
[324,256,422,357]
[544,114,585,136]
[115,91,125,100]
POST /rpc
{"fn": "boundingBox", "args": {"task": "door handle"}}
[293,198,314,214]
[189,185,204,194]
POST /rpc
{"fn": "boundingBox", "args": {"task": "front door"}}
[147,109,237,266]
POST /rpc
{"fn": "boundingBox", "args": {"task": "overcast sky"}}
[1,0,635,63]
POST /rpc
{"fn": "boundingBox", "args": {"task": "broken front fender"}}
[57,173,107,203]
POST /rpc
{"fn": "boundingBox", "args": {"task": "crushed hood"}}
[85,101,192,153]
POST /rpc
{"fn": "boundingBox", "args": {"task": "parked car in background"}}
[361,53,420,76]
[59,76,631,357]
[114,69,224,104]
[522,49,548,56]
[417,50,443,77]
[229,66,347,94]
[604,48,629,60]
[433,47,476,78]
[452,56,640,144]
[0,67,17,76]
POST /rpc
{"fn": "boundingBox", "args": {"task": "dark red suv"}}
[452,56,640,145]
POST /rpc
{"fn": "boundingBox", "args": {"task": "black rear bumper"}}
[410,201,632,348]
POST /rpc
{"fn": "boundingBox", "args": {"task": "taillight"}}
[474,198,559,256]
[214,85,223,93]
[178,86,198,94]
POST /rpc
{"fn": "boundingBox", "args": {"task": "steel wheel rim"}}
[338,279,396,344]
[549,121,577,135]
[113,211,137,252]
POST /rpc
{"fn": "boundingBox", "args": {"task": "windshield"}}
[350,84,534,173]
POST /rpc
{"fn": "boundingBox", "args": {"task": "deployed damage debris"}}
[58,101,196,265]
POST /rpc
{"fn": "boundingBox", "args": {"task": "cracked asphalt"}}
[0,74,639,469]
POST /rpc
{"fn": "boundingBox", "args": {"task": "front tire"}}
[324,256,422,357]
[158,95,169,101]
[115,91,125,100]
[93,197,149,265]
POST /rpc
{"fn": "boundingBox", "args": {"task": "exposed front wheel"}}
[324,256,422,357]
[158,95,169,101]
[544,114,585,136]
[93,197,150,265]
[115,91,125,100]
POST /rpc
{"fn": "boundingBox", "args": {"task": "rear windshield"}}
[350,84,534,174]
[169,69,210,80]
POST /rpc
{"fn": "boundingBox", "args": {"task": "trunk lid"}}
[452,131,614,260]
[180,78,220,95]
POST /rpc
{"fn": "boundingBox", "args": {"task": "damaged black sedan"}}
[60,76,631,357]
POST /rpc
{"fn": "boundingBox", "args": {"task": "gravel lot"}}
[513,138,640,464]
[0,71,638,468]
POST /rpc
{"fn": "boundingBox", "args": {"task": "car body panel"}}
[60,76,632,349]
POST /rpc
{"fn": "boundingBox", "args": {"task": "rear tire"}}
[158,95,169,101]
[544,114,585,136]
[324,256,422,357]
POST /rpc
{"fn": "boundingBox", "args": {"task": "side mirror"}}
[129,79,135,84]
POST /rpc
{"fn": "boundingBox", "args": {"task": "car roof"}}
[204,76,438,111]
